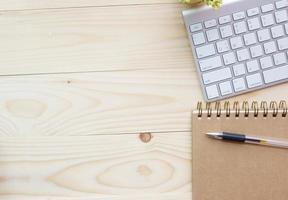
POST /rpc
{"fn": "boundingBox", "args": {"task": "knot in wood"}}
[139,132,152,143]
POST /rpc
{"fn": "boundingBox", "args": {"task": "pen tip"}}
[206,132,223,139]
[206,132,220,136]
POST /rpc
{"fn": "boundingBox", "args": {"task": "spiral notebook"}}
[192,101,288,200]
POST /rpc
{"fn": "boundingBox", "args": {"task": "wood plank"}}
[0,193,192,200]
[0,0,178,11]
[0,132,192,197]
[0,4,192,75]
[0,69,287,136]
[0,68,200,136]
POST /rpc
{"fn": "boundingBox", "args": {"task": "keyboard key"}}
[204,19,217,28]
[216,40,230,53]
[277,37,288,50]
[275,10,288,23]
[285,23,288,34]
[261,4,274,13]
[271,25,285,38]
[233,12,246,21]
[246,73,263,88]
[219,15,231,24]
[244,33,257,45]
[247,17,261,31]
[196,44,216,59]
[234,21,247,34]
[219,81,233,96]
[264,41,277,54]
[230,36,243,50]
[257,29,271,42]
[273,52,287,65]
[206,29,220,42]
[202,67,232,85]
[233,63,246,76]
[276,0,288,9]
[250,45,263,58]
[237,49,250,61]
[261,14,275,26]
[199,56,222,71]
[205,85,219,99]
[246,60,260,72]
[220,25,233,38]
[247,7,260,16]
[260,56,274,69]
[190,23,203,33]
[192,32,205,46]
[263,65,288,83]
[233,78,246,92]
[223,52,236,65]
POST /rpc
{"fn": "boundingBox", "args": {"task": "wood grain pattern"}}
[0,69,287,136]
[0,4,193,75]
[0,1,287,199]
[0,0,178,11]
[0,132,191,197]
[1,194,192,200]
[0,68,200,136]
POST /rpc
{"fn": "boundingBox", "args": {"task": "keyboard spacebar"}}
[263,65,288,84]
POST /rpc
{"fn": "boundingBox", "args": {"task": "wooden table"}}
[0,1,287,199]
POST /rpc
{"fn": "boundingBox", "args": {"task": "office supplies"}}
[192,101,288,200]
[182,0,288,102]
[206,132,288,148]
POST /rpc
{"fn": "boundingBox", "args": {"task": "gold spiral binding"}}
[215,102,221,117]
[197,102,202,117]
[251,101,259,117]
[260,101,268,117]
[280,101,287,117]
[224,101,230,117]
[233,101,240,117]
[270,101,278,117]
[206,102,212,117]
[242,101,249,117]
[196,101,288,118]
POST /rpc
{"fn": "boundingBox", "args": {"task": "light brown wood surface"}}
[0,0,178,10]
[0,132,191,198]
[0,0,287,199]
[0,4,191,75]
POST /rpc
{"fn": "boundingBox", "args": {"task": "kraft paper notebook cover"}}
[192,101,288,200]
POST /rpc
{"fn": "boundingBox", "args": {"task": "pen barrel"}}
[222,132,245,142]
[253,139,288,149]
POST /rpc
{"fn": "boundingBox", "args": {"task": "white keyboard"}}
[182,0,288,101]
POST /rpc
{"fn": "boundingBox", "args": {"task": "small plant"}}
[180,0,222,9]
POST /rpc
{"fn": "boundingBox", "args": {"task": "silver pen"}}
[206,132,288,149]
